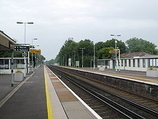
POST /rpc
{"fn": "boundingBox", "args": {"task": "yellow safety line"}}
[82,68,158,84]
[44,66,54,119]
[102,72,158,83]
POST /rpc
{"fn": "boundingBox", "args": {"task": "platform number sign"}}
[14,46,30,52]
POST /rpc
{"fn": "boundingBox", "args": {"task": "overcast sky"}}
[0,0,158,60]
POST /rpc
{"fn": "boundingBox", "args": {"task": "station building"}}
[97,52,158,72]
[0,57,27,75]
[0,30,44,75]
[0,30,15,51]
[0,30,28,75]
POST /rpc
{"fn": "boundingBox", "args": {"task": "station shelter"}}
[0,30,17,74]
[0,30,15,51]
[97,52,158,72]
[0,30,29,76]
[0,57,28,76]
[0,30,43,76]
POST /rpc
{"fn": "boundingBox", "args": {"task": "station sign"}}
[109,49,120,54]
[14,46,30,52]
[29,50,41,53]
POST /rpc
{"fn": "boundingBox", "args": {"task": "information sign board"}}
[29,50,41,53]
[14,46,30,52]
[109,49,120,54]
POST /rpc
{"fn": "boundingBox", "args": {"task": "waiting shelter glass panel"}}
[0,59,9,69]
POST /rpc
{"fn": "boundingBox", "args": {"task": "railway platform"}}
[0,65,99,119]
[84,68,158,84]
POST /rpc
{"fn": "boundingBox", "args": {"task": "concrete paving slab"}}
[0,66,47,119]
[63,101,97,119]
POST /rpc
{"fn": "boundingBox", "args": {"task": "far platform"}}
[82,67,158,84]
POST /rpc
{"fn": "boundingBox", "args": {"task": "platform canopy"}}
[0,30,16,51]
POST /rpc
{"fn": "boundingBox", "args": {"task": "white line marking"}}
[0,72,35,108]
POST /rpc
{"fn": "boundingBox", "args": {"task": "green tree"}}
[0,51,23,57]
[77,39,93,67]
[105,39,127,53]
[95,42,106,52]
[56,39,94,67]
[95,39,127,59]
[77,39,93,56]
[57,39,78,66]
[126,37,158,54]
[45,59,55,65]
[98,47,114,59]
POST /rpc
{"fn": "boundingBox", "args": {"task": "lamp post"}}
[17,22,34,44]
[118,48,121,72]
[17,21,34,74]
[93,42,96,70]
[80,48,85,68]
[115,40,118,72]
[31,38,37,71]
[34,45,40,69]
[73,51,75,67]
[110,34,121,72]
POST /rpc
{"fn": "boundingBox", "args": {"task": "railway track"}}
[48,65,158,119]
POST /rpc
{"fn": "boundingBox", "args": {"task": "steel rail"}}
[52,68,145,119]
[54,66,158,117]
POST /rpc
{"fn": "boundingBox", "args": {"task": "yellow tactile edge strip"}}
[44,66,54,119]
[46,66,102,119]
[44,66,68,119]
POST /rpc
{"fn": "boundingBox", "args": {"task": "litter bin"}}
[14,70,24,81]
